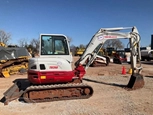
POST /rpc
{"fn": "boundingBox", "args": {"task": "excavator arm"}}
[75,26,141,71]
[75,26,144,89]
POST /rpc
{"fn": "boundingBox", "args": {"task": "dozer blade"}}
[127,73,144,90]
[3,82,24,105]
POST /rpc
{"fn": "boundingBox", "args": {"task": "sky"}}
[0,0,153,47]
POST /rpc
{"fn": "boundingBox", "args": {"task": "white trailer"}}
[141,50,153,61]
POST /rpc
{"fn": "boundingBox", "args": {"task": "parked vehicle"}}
[141,50,153,61]
[113,50,127,64]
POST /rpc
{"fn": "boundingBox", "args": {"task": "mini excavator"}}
[3,26,144,105]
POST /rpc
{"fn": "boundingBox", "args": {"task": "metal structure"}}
[151,35,153,49]
[3,26,144,105]
[74,47,110,67]
[141,49,153,61]
[0,45,31,78]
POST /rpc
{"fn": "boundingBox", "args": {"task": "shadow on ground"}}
[83,78,127,88]
[145,76,153,78]
[141,61,153,65]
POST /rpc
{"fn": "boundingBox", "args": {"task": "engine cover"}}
[28,57,74,84]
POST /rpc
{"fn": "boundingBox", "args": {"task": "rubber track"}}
[23,83,93,103]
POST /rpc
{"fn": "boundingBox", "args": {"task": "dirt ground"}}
[0,56,153,115]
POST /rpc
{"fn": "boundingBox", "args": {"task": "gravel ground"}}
[0,57,153,115]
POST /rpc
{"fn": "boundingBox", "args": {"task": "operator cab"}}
[39,34,72,63]
[41,35,70,55]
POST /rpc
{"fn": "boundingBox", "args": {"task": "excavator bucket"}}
[127,73,144,90]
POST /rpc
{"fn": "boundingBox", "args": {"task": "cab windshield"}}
[40,35,69,55]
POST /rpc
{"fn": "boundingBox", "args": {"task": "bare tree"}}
[103,39,124,50]
[70,44,77,56]
[18,38,28,47]
[103,40,112,48]
[30,38,40,53]
[67,36,72,44]
[0,30,11,45]
[79,44,86,49]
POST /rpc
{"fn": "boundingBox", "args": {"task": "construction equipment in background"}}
[90,55,110,67]
[140,35,153,61]
[0,43,31,78]
[89,45,110,67]
[141,49,153,61]
[0,42,7,47]
[113,50,127,64]
[75,47,110,67]
[113,47,141,64]
[106,47,116,57]
[3,26,144,105]
[74,47,105,56]
[74,47,85,56]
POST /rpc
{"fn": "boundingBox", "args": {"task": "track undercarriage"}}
[23,83,93,103]
[3,80,93,105]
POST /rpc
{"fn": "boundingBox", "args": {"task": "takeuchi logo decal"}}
[50,66,58,69]
[98,35,117,40]
[104,35,117,39]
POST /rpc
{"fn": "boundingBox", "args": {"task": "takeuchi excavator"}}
[3,26,144,105]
